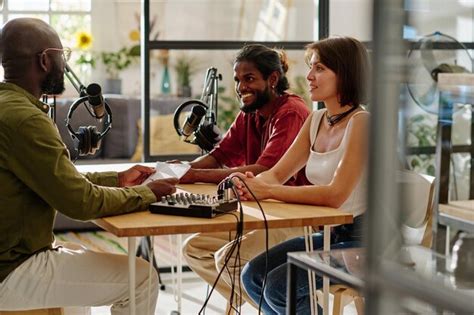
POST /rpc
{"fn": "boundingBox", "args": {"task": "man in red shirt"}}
[181,44,310,308]
[179,45,309,185]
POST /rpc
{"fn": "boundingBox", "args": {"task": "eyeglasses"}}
[38,47,72,62]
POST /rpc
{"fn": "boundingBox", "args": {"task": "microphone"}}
[86,83,105,119]
[181,105,206,139]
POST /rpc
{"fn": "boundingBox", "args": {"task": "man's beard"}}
[41,63,65,95]
[240,85,271,114]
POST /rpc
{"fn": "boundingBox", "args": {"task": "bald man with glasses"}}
[0,18,177,314]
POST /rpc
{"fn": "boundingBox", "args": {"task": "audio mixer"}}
[149,192,238,218]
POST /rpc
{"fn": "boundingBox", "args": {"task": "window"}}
[0,0,91,81]
[141,0,320,160]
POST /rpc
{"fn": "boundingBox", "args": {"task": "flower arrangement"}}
[74,30,95,68]
[100,46,139,79]
[128,11,170,66]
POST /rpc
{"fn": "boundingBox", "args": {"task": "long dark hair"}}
[234,44,290,94]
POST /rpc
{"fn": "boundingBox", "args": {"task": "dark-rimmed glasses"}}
[37,47,72,62]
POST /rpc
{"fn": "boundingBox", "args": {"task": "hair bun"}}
[277,50,289,73]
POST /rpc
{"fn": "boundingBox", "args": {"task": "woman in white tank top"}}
[235,37,371,315]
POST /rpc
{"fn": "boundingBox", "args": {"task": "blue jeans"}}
[241,216,364,315]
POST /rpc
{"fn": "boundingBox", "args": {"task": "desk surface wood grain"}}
[94,183,353,237]
[438,200,474,222]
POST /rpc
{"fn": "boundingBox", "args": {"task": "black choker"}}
[326,106,358,126]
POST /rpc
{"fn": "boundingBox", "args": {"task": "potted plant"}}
[173,54,199,97]
[101,46,139,94]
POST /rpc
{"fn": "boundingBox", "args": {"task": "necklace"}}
[326,106,358,126]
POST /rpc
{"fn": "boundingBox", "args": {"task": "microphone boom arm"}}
[64,64,87,97]
[173,67,223,152]
[200,68,222,125]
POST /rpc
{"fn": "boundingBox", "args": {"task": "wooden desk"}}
[95,184,351,315]
[78,163,352,315]
[438,200,474,233]
[94,184,352,236]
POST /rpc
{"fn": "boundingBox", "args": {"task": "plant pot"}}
[177,85,192,97]
[104,78,122,94]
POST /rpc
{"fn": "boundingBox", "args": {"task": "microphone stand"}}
[200,67,222,127]
[45,94,57,123]
[64,63,111,122]
[46,64,93,123]
[64,63,87,97]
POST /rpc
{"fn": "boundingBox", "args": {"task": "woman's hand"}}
[118,165,155,187]
[228,171,272,201]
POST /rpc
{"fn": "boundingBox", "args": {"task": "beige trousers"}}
[182,227,304,306]
[0,244,158,315]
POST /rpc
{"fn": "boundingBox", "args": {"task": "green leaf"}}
[129,45,141,57]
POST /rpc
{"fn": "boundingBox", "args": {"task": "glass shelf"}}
[287,246,474,314]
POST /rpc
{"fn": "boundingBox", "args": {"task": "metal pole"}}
[365,0,407,313]
[318,0,329,39]
[317,0,329,110]
[141,0,151,162]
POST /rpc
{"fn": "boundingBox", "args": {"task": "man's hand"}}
[118,165,155,187]
[147,178,178,199]
[178,168,196,184]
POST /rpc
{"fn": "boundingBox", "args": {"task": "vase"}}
[104,78,122,95]
[161,65,171,95]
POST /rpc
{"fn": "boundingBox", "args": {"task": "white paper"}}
[143,162,191,184]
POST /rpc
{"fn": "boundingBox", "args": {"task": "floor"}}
[86,271,358,315]
[90,271,257,315]
[54,233,358,315]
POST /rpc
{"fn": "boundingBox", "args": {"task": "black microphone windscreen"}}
[86,83,105,118]
[182,105,206,137]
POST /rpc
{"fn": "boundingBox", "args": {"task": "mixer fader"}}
[149,192,238,218]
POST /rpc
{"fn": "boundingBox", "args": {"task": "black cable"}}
[198,209,242,315]
[229,176,269,315]
[225,191,244,314]
[214,182,244,314]
[198,176,269,315]
[231,185,244,312]
[221,195,244,314]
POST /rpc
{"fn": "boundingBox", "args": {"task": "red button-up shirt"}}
[210,93,310,186]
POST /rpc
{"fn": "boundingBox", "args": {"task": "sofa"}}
[53,95,199,231]
[54,95,192,160]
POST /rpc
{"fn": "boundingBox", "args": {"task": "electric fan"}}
[407,31,473,114]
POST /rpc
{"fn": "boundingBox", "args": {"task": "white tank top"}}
[305,109,368,217]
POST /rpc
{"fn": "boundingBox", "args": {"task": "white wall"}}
[330,0,373,41]
[86,0,317,98]
[84,0,472,104]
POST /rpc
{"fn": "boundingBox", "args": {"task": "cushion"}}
[131,114,199,161]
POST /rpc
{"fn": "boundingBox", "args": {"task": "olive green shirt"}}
[0,82,156,282]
